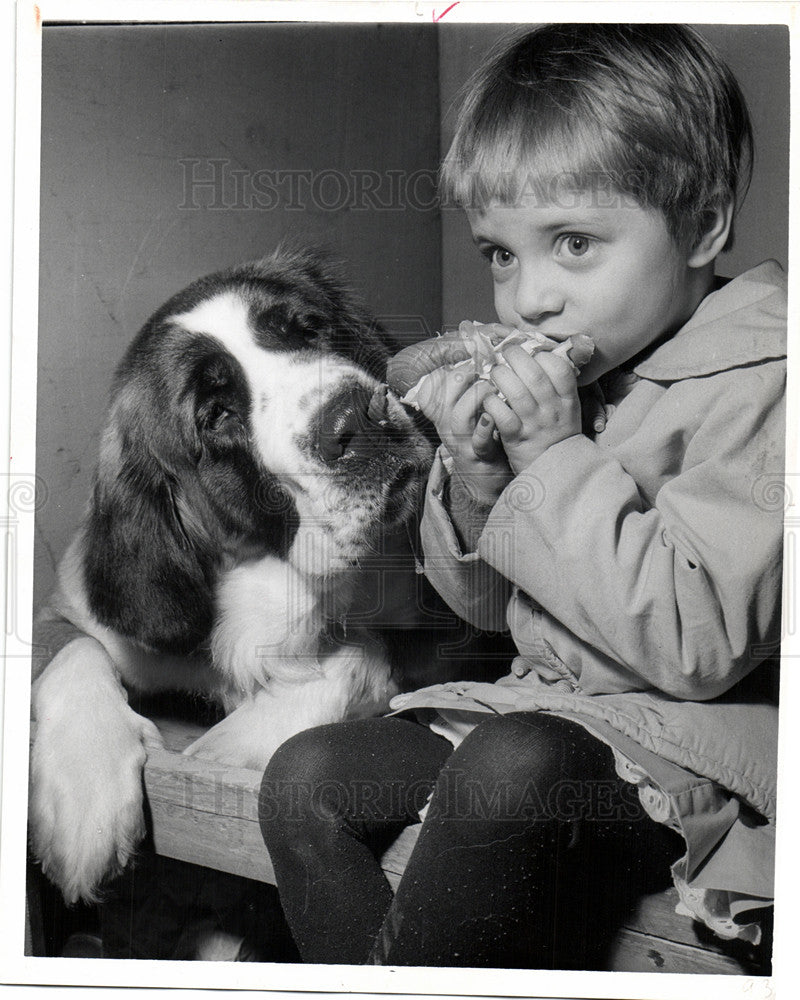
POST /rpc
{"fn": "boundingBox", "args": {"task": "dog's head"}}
[84,248,434,654]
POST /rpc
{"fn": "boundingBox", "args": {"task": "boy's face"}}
[466,191,711,385]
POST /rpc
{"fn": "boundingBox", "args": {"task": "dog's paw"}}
[30,704,163,903]
[187,641,397,770]
[182,699,290,770]
[29,640,164,904]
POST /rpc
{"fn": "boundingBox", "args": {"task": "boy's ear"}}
[687,200,734,268]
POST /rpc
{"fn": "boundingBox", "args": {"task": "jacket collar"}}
[633,260,787,382]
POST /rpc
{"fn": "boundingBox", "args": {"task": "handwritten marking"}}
[433,2,460,22]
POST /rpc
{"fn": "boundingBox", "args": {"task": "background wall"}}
[438,23,790,326]
[35,23,441,608]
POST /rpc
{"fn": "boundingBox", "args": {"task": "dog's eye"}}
[199,399,239,434]
[208,403,230,430]
[255,306,323,349]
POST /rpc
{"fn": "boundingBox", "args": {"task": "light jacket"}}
[392,262,786,939]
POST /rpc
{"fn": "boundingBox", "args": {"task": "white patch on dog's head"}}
[172,290,430,577]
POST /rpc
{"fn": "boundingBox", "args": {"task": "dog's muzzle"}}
[315,383,396,463]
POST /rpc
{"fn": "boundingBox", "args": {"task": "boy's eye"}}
[559,234,592,257]
[476,242,516,270]
[491,248,516,268]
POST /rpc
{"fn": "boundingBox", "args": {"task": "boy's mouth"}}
[515,328,574,342]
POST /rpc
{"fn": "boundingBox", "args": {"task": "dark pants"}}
[259,712,683,968]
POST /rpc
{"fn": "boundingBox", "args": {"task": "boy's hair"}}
[441,24,753,251]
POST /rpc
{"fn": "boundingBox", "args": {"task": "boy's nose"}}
[513,268,564,323]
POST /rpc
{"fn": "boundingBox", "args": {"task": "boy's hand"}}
[483,344,582,474]
[416,365,514,506]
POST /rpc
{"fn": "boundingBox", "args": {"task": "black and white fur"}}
[29,248,442,905]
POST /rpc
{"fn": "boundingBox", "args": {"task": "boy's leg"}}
[369,712,683,969]
[258,716,451,964]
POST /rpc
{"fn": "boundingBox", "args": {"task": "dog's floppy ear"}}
[84,385,218,655]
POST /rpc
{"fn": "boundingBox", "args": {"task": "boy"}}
[261,24,784,968]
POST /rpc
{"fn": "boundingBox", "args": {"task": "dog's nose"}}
[316,384,390,462]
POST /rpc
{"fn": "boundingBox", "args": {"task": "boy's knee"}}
[449,712,607,790]
[423,713,613,830]
[262,726,333,788]
[259,727,341,841]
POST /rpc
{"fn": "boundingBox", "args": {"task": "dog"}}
[30,247,507,908]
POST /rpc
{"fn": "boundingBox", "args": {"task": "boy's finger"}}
[451,380,495,438]
[416,364,472,419]
[579,380,607,434]
[482,391,523,436]
[491,352,554,413]
[472,411,499,459]
[531,349,580,398]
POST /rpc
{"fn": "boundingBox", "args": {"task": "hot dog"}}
[387,321,595,407]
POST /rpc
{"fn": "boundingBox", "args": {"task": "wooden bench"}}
[143,717,770,974]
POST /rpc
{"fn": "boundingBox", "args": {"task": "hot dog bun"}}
[387,322,595,402]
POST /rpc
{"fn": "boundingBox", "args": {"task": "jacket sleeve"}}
[476,363,785,700]
[421,448,512,633]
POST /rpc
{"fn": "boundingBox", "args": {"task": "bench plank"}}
[607,927,744,975]
[144,747,270,882]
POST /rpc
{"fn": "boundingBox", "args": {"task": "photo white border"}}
[2,2,796,998]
